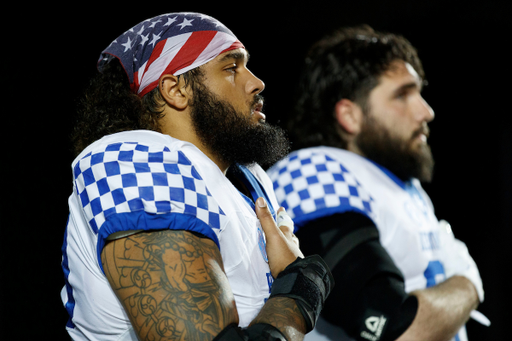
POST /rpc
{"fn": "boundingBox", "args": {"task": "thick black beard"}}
[356,114,434,183]
[189,83,290,169]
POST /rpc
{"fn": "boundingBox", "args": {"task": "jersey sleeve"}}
[267,149,375,230]
[72,141,227,268]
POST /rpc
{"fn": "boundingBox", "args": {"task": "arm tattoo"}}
[102,230,238,341]
[252,297,307,339]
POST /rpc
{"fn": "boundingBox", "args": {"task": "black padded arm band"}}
[296,212,417,341]
[269,255,335,332]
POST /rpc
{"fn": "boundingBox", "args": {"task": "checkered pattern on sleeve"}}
[268,149,374,222]
[73,142,226,234]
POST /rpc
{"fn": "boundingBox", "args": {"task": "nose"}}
[416,95,435,123]
[245,70,265,95]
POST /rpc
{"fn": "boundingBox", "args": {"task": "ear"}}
[334,99,363,135]
[159,74,189,110]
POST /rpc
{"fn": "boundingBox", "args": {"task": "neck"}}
[346,140,366,158]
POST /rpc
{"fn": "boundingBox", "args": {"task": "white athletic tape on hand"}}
[470,310,491,326]
[439,220,485,303]
[276,210,294,230]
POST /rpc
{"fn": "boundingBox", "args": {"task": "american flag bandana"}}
[98,12,244,97]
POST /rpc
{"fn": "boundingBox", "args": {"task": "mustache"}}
[251,94,264,109]
[412,122,430,140]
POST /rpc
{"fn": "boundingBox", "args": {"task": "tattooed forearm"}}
[101,230,238,341]
[251,297,307,341]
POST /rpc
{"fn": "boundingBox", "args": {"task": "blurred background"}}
[4,1,510,339]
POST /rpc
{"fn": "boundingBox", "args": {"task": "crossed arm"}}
[101,201,306,341]
[395,276,479,341]
[298,212,480,341]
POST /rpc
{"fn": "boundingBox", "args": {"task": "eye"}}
[395,89,408,100]
[225,63,238,74]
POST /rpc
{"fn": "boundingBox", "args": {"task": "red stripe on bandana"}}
[165,30,218,74]
[138,31,218,97]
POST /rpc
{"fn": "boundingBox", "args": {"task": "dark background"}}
[4,1,509,339]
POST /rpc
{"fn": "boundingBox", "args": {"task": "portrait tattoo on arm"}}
[101,230,239,341]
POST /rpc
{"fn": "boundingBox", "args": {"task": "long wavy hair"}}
[71,59,202,156]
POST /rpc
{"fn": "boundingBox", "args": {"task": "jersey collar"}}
[228,164,276,217]
[365,158,410,190]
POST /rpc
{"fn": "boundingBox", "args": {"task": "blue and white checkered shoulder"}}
[73,141,226,234]
[267,149,374,227]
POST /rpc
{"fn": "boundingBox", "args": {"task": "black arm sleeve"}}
[296,212,418,341]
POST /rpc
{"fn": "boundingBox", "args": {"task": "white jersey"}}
[267,146,470,341]
[61,130,277,341]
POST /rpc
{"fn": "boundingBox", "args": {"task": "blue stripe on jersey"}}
[366,159,406,190]
[232,165,276,217]
[96,210,221,274]
[61,216,76,329]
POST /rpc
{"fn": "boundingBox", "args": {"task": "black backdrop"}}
[4,1,510,339]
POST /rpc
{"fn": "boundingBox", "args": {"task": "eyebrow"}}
[217,50,250,64]
[393,81,423,95]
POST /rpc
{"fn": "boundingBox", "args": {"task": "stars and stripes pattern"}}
[98,12,244,97]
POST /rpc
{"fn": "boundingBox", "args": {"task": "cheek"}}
[380,116,414,143]
[386,106,419,139]
[215,80,246,99]
[370,108,406,137]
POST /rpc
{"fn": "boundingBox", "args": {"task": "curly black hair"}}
[289,25,424,150]
[71,59,203,156]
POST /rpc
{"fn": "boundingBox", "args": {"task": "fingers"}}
[276,209,294,236]
[277,210,300,248]
[256,198,293,236]
[256,198,299,247]
[255,197,278,237]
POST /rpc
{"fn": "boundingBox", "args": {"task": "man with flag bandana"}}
[61,12,333,341]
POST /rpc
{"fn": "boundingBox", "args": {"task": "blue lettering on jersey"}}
[266,272,274,293]
[258,227,268,262]
[419,231,440,250]
[423,260,446,287]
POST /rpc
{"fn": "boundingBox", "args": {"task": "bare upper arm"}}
[101,229,239,340]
